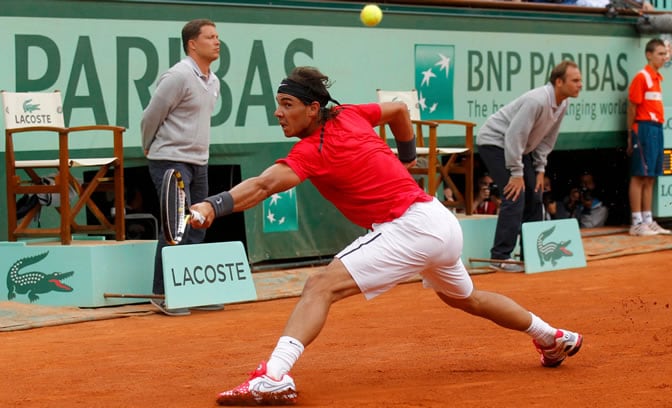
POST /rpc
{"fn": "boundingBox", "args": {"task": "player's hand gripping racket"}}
[160,169,205,245]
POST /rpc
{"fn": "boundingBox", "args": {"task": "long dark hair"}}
[286,66,341,124]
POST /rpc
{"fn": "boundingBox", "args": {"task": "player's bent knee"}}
[302,273,339,299]
[436,290,478,312]
[302,268,360,303]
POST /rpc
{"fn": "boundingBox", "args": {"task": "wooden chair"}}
[2,90,126,244]
[376,89,476,215]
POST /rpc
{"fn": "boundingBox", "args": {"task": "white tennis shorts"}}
[337,198,474,300]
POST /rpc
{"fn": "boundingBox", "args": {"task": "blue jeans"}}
[148,160,208,295]
[478,145,542,261]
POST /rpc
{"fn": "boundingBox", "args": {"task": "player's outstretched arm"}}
[230,163,301,211]
[190,163,301,227]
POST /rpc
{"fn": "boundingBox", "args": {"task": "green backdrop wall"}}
[0,0,660,262]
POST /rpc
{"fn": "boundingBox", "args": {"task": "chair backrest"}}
[375,88,475,213]
[376,88,441,149]
[1,91,65,129]
[376,89,428,144]
[375,89,420,120]
[2,90,127,244]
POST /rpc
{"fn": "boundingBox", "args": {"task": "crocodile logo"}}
[536,226,573,266]
[7,252,74,302]
[22,99,40,113]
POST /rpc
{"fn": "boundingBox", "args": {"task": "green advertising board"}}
[0,0,662,262]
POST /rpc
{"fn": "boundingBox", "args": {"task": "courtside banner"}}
[162,242,257,309]
[522,218,586,274]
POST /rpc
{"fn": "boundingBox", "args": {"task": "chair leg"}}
[66,163,125,241]
[56,172,72,245]
[70,167,115,233]
[464,154,474,216]
[6,189,18,242]
[114,164,125,241]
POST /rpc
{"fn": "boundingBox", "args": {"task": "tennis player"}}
[190,66,583,406]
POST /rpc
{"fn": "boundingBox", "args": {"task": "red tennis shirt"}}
[277,103,432,230]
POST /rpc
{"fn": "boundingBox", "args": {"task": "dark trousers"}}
[478,145,542,260]
[148,160,208,295]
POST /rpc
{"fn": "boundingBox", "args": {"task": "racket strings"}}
[161,169,191,245]
[166,177,178,242]
[175,187,187,241]
[166,174,186,242]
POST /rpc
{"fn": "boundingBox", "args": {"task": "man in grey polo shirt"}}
[477,60,582,272]
[141,19,221,315]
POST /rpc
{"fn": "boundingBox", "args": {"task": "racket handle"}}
[191,210,205,224]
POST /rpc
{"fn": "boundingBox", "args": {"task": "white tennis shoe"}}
[648,221,671,235]
[629,223,658,236]
[216,361,298,406]
[533,329,583,368]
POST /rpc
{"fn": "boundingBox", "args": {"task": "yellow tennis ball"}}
[360,4,383,27]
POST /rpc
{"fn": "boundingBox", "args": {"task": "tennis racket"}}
[160,169,205,245]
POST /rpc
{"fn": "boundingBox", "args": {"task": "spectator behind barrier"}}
[563,171,608,228]
[473,174,500,215]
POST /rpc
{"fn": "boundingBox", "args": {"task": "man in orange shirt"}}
[627,38,672,236]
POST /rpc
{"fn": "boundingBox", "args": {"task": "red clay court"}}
[1,248,671,407]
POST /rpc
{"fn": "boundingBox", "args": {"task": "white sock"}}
[643,211,653,225]
[525,313,557,348]
[266,336,304,380]
[632,212,643,226]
